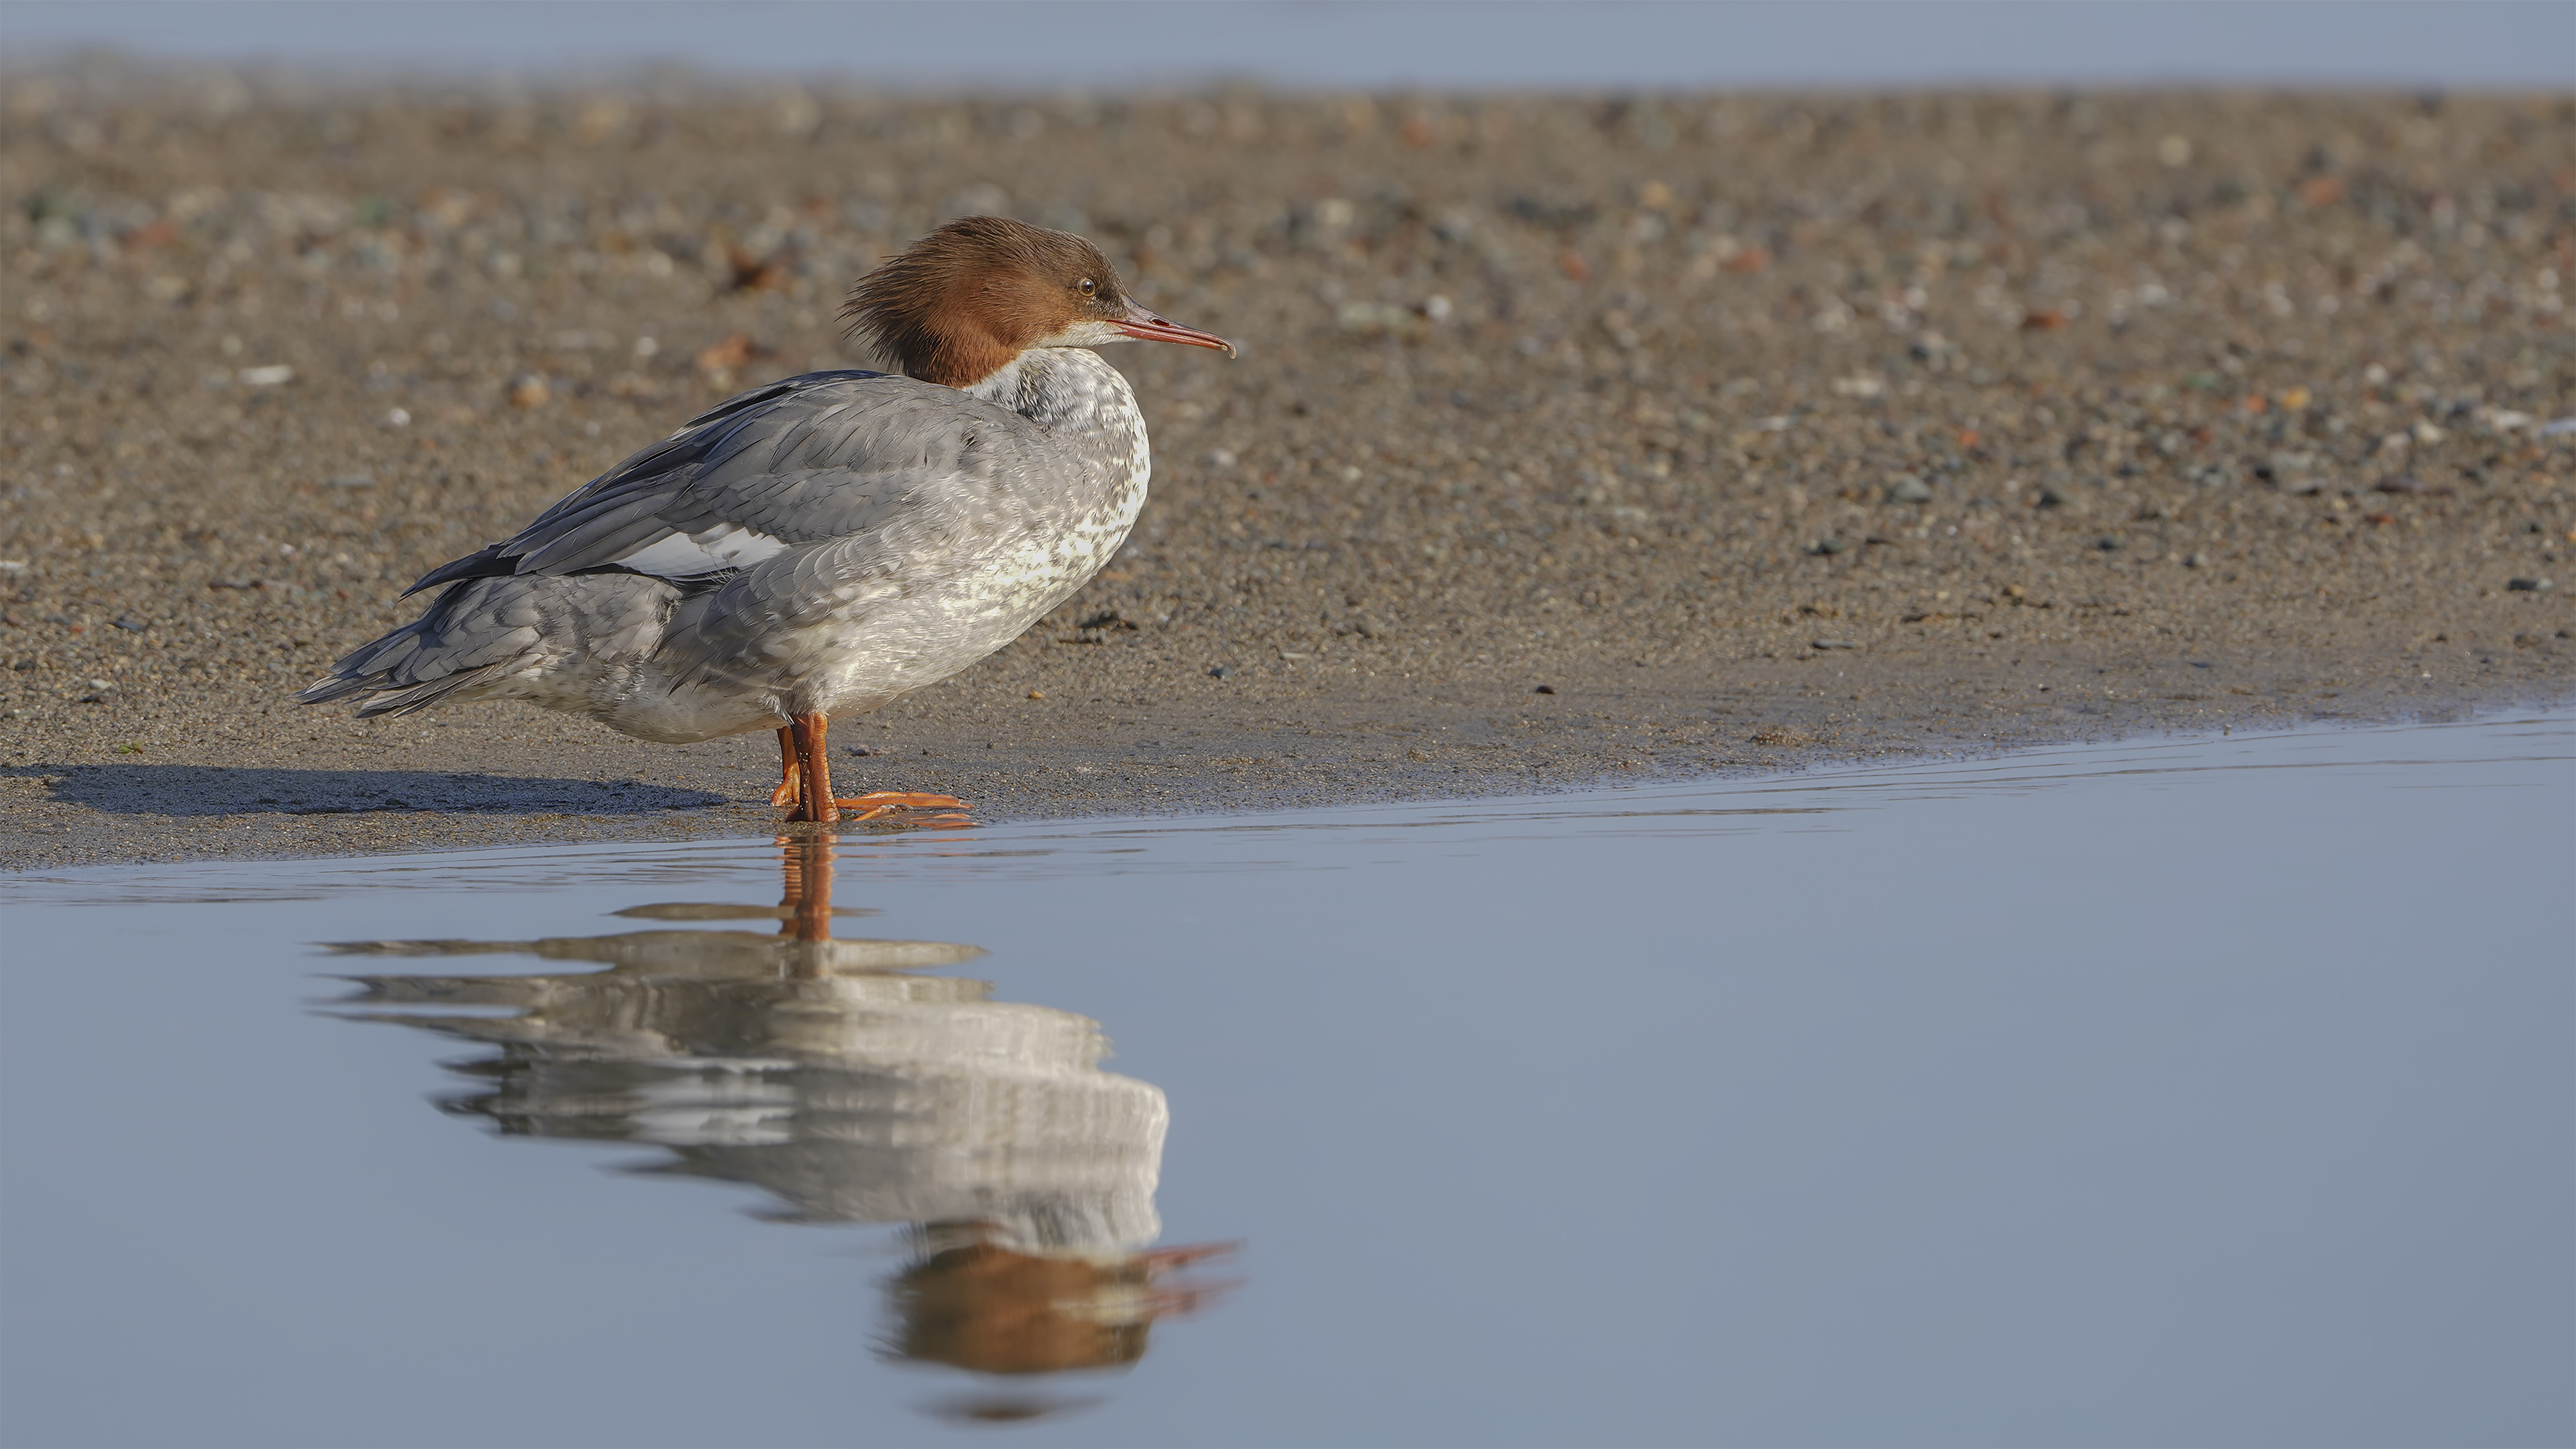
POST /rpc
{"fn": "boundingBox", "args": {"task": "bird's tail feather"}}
[343,669,502,718]
[299,574,644,716]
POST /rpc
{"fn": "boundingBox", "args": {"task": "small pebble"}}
[1885,474,1934,503]
[1336,301,1417,335]
[1813,639,1858,650]
[113,615,147,631]
[1532,684,1556,694]
[2506,577,2554,592]
[1208,665,1233,679]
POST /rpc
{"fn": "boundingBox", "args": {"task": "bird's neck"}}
[961,349,1140,438]
[962,349,1150,507]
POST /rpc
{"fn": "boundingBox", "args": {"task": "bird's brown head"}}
[843,216,1233,388]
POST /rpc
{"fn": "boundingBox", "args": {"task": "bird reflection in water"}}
[327,835,1235,1420]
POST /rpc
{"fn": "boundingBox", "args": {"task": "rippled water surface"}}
[4,716,2570,1448]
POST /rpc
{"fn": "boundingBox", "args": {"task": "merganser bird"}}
[301,217,1234,822]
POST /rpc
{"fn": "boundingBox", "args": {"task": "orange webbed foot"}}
[830,791,967,811]
[837,804,977,829]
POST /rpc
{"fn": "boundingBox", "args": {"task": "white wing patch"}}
[615,524,790,579]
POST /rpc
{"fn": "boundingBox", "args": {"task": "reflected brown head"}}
[888,1243,1149,1375]
[843,216,1233,388]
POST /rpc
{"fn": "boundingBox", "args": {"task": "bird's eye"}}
[1077,278,1097,296]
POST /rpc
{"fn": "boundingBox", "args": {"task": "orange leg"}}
[793,712,838,823]
[774,714,969,824]
[769,727,802,810]
[776,834,835,947]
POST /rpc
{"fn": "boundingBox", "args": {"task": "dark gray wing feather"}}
[409,370,1051,591]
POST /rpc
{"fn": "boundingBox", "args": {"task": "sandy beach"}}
[3,77,2569,870]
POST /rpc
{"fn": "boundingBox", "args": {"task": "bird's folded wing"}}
[409,370,1051,591]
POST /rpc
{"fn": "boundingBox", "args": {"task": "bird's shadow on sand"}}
[4,764,732,818]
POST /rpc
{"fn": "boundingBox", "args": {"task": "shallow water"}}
[3,716,2569,1448]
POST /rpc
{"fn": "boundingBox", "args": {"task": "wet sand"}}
[3,77,2569,869]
